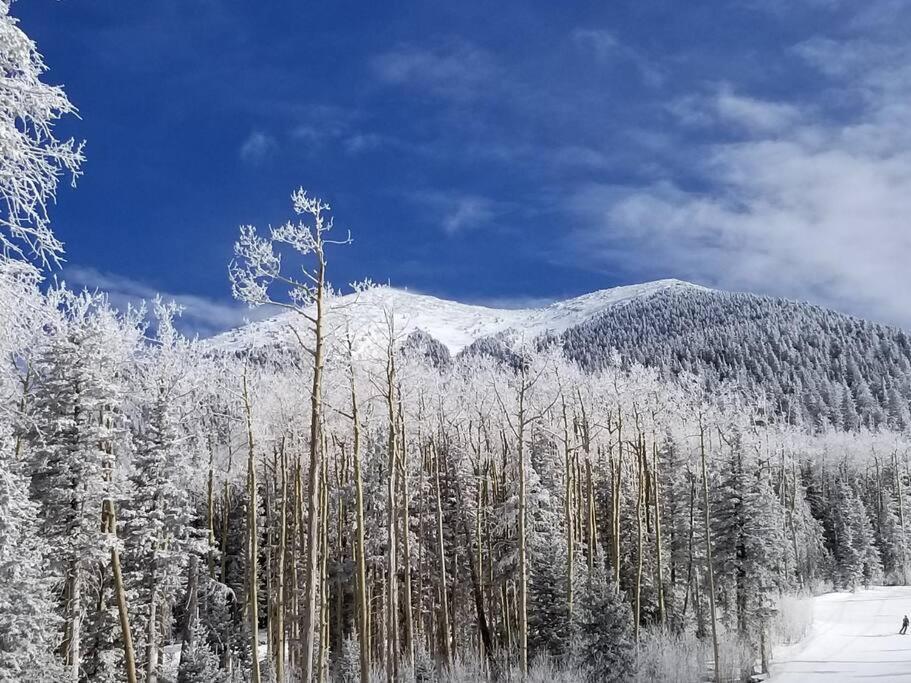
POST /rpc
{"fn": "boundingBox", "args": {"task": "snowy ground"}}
[769,586,911,682]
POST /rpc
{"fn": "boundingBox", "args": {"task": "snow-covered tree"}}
[0,0,83,265]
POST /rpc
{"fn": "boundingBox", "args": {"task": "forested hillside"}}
[562,286,911,430]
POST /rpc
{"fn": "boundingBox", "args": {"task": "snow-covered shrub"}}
[771,593,813,645]
[715,631,753,683]
[439,650,485,682]
[636,628,707,682]
[525,653,587,683]
[333,636,359,683]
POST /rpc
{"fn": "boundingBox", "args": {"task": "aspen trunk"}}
[349,354,371,683]
[682,470,696,619]
[275,443,288,682]
[243,372,261,683]
[895,452,908,584]
[699,423,721,683]
[300,256,327,683]
[400,461,415,670]
[318,455,330,683]
[613,415,623,588]
[103,497,138,683]
[207,444,216,580]
[634,431,644,642]
[562,400,575,620]
[432,440,452,668]
[653,439,666,626]
[385,332,400,682]
[517,387,528,677]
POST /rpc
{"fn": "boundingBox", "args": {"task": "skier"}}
[901,615,909,635]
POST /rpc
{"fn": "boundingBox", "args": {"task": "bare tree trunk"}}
[432,440,452,669]
[207,443,217,580]
[653,439,666,626]
[451,435,499,680]
[275,442,288,682]
[634,429,644,642]
[398,391,415,671]
[699,422,721,683]
[264,463,273,669]
[562,399,575,620]
[102,497,138,683]
[384,328,400,682]
[318,453,330,683]
[348,351,371,683]
[682,469,696,619]
[613,415,623,588]
[895,451,908,584]
[243,371,262,683]
[517,389,529,678]
[300,256,327,683]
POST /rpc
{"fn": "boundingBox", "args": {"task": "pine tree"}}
[0,463,64,681]
[25,292,139,680]
[122,303,203,681]
[177,619,225,683]
[577,564,635,682]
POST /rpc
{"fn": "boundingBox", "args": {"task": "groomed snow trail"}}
[770,587,911,682]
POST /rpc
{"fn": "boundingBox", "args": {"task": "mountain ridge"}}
[208,278,708,354]
[207,278,911,430]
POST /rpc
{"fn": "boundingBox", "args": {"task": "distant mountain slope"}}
[208,279,698,356]
[561,287,911,429]
[207,280,911,430]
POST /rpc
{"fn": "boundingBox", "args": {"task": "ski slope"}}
[770,587,911,682]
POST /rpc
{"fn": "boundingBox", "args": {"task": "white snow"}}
[769,586,911,682]
[207,278,704,355]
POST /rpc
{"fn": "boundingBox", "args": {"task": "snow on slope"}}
[207,278,704,355]
[769,587,911,682]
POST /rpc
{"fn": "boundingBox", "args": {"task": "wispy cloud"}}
[669,86,802,134]
[371,42,497,101]
[61,265,271,337]
[571,27,664,88]
[410,191,504,236]
[343,133,386,155]
[287,106,391,156]
[239,130,277,164]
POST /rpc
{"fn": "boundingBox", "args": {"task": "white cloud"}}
[670,86,801,135]
[571,28,621,60]
[410,191,502,235]
[567,15,911,328]
[571,27,664,88]
[62,265,271,337]
[343,133,385,155]
[371,42,496,101]
[714,88,801,133]
[239,130,276,164]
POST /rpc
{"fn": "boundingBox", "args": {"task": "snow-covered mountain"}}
[208,278,702,356]
[208,278,911,430]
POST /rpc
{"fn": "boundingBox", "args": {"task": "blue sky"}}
[17,0,911,333]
